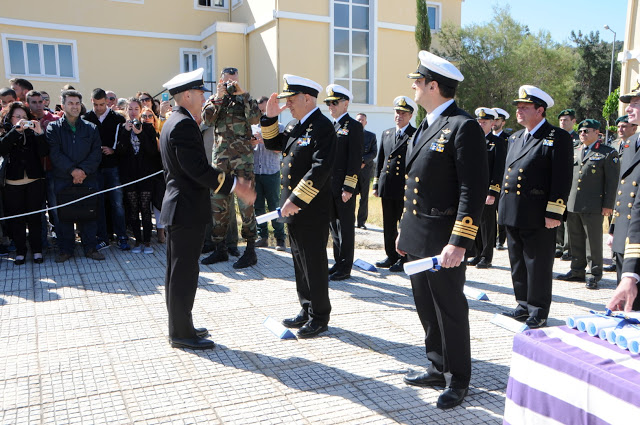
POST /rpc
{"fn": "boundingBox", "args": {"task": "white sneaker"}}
[132,245,142,253]
[143,246,154,254]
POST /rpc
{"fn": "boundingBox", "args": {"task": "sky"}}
[461,0,628,45]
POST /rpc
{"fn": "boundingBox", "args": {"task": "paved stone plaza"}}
[0,227,617,424]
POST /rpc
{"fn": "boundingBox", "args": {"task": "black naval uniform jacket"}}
[397,102,488,258]
[567,142,619,214]
[331,114,363,196]
[159,106,234,226]
[494,130,511,142]
[261,108,336,223]
[373,125,416,200]
[362,129,377,168]
[486,132,507,198]
[611,134,640,255]
[498,121,573,229]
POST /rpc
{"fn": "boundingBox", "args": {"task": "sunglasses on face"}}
[141,114,154,119]
[579,129,592,134]
[42,97,49,101]
[107,96,116,100]
[139,97,152,102]
[325,100,343,106]
[222,67,238,75]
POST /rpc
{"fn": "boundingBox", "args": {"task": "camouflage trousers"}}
[210,174,257,244]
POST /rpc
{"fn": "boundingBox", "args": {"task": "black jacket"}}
[0,128,49,180]
[116,122,162,191]
[159,106,234,226]
[46,116,102,181]
[331,113,363,195]
[398,102,488,257]
[498,120,573,229]
[362,129,377,168]
[83,109,126,169]
[373,125,416,200]
[262,108,336,224]
[486,132,507,197]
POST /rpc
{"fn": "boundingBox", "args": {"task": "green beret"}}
[557,109,576,119]
[578,119,600,130]
[616,115,629,125]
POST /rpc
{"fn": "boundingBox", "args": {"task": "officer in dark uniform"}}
[558,109,581,146]
[468,107,506,269]
[607,82,640,312]
[261,74,336,338]
[399,51,488,410]
[499,85,573,329]
[557,119,619,289]
[373,96,417,272]
[492,107,511,250]
[355,113,377,229]
[324,84,363,280]
[159,68,255,350]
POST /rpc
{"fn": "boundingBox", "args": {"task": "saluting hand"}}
[234,177,256,205]
[265,93,287,118]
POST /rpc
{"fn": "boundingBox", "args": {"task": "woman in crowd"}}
[117,98,160,254]
[140,107,165,243]
[0,102,49,265]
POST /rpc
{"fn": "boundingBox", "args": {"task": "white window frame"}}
[194,0,226,11]
[202,47,216,92]
[2,34,79,81]
[330,0,375,105]
[426,1,442,32]
[180,48,202,73]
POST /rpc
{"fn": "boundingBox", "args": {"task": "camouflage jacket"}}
[202,92,261,177]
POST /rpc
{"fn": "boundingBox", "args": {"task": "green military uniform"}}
[565,125,619,284]
[202,92,261,245]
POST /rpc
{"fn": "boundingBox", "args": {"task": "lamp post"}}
[604,24,617,143]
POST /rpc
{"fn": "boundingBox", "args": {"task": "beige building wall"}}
[232,0,276,25]
[279,0,330,16]
[247,23,279,99]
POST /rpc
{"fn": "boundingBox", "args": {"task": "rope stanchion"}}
[0,170,164,221]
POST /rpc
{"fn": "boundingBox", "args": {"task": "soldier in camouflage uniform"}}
[200,67,261,269]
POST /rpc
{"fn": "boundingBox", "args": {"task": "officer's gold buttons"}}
[505,183,509,187]
[403,207,407,212]
[398,155,402,158]
[619,190,623,195]
[413,199,417,205]
[505,176,509,179]
[632,193,636,198]
[519,168,524,172]
[414,189,418,193]
[404,196,407,201]
[517,184,521,188]
[622,179,625,184]
[518,176,522,180]
[413,210,417,215]
[629,215,632,220]
[405,174,409,179]
[505,189,509,193]
[415,177,420,182]
[630,203,633,208]
[288,186,291,190]
[396,173,399,176]
[579,170,582,174]
[508,168,512,172]
[634,182,638,186]
[617,201,621,206]
[404,185,408,190]
[578,179,582,183]
[283,153,287,157]
[577,187,581,190]
[280,185,284,189]
[290,153,294,157]
[287,175,291,179]
[517,191,520,195]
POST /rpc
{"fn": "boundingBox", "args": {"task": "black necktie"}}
[396,131,403,144]
[413,121,427,146]
[522,132,532,147]
[582,147,588,160]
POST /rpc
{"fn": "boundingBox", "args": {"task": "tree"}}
[570,31,623,126]
[414,0,431,126]
[433,6,577,131]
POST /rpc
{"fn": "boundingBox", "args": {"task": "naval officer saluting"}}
[398,51,488,409]
[261,74,336,338]
[160,68,255,349]
[499,85,573,329]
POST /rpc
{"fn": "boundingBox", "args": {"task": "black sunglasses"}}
[578,129,592,134]
[325,100,344,106]
[107,96,116,100]
[222,67,238,75]
[139,97,152,102]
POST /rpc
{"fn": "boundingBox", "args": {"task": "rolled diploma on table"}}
[403,255,444,275]
[615,327,640,350]
[566,314,596,329]
[256,208,281,224]
[581,316,623,337]
[628,337,640,354]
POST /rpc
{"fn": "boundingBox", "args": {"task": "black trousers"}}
[356,164,373,226]
[288,221,331,324]
[407,253,471,389]
[474,203,497,262]
[506,226,556,320]
[329,194,356,274]
[4,179,46,256]
[566,211,603,280]
[165,223,206,339]
[382,197,404,262]
[614,251,640,311]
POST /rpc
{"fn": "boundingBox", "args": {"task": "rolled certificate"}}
[403,255,443,276]
[604,328,619,344]
[629,338,640,355]
[566,314,596,330]
[615,327,640,350]
[584,316,623,337]
[256,208,281,224]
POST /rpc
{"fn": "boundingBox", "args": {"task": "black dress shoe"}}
[170,337,215,350]
[282,313,309,328]
[195,327,209,338]
[561,252,572,261]
[467,257,481,266]
[556,271,585,282]
[525,317,547,329]
[297,321,328,338]
[496,243,506,251]
[14,258,26,266]
[585,277,599,290]
[603,263,617,272]
[330,271,351,281]
[437,387,468,409]
[228,247,241,257]
[389,259,405,272]
[475,258,492,269]
[375,257,395,268]
[328,264,338,274]
[403,371,446,387]
[501,310,529,322]
[201,244,215,254]
[554,249,563,258]
[33,257,44,264]
[357,224,367,230]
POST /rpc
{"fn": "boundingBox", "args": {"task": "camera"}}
[21,121,35,129]
[225,82,236,95]
[128,119,142,130]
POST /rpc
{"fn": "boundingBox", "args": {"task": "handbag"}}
[56,185,98,222]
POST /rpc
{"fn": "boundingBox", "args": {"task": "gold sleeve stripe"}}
[451,217,478,240]
[489,184,500,192]
[292,179,318,204]
[624,242,640,257]
[547,199,566,215]
[262,122,280,139]
[344,174,358,188]
[213,173,226,194]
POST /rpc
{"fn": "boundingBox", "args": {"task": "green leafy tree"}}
[414,0,431,126]
[433,6,577,131]
[603,87,620,137]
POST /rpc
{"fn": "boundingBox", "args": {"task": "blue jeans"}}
[54,176,99,255]
[255,172,285,240]
[96,167,127,242]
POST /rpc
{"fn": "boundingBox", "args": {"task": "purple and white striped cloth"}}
[504,326,640,424]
